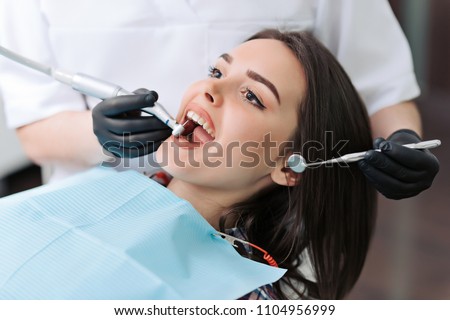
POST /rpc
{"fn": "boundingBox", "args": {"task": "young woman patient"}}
[1,29,376,300]
[153,29,377,299]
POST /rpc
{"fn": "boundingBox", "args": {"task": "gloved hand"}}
[358,129,440,200]
[92,88,172,158]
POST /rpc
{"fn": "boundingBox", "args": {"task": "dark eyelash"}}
[243,87,266,110]
[208,66,222,78]
[208,65,215,76]
[206,66,265,110]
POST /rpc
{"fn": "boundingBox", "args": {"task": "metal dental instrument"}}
[0,45,185,137]
[287,139,442,173]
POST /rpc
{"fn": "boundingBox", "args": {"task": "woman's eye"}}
[243,88,266,110]
[208,66,222,79]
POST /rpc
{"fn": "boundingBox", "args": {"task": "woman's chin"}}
[154,137,170,166]
[155,136,200,177]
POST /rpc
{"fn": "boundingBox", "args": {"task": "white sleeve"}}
[0,0,85,129]
[313,0,421,115]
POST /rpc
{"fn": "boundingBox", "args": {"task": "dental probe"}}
[287,139,441,173]
[0,45,185,137]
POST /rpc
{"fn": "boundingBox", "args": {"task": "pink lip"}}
[172,135,201,149]
[179,103,216,134]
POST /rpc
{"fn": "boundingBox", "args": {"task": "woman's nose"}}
[203,81,223,107]
[205,92,215,103]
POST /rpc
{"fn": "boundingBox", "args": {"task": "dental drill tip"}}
[172,124,185,137]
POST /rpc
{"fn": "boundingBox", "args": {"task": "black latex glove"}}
[358,129,440,200]
[92,88,172,158]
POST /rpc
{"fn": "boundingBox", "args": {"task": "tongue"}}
[192,125,214,144]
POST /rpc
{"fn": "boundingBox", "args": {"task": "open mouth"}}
[175,110,215,147]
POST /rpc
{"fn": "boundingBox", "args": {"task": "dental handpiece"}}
[287,139,442,173]
[0,45,185,136]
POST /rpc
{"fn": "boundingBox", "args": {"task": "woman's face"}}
[156,39,306,191]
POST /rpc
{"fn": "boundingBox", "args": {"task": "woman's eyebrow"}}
[247,70,280,104]
[219,53,233,63]
[219,53,280,104]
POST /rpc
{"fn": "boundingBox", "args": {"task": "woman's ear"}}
[270,160,301,187]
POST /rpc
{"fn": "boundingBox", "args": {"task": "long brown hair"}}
[221,29,377,299]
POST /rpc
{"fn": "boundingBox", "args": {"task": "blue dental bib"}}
[0,167,285,299]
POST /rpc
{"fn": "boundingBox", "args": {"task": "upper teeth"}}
[187,111,215,138]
